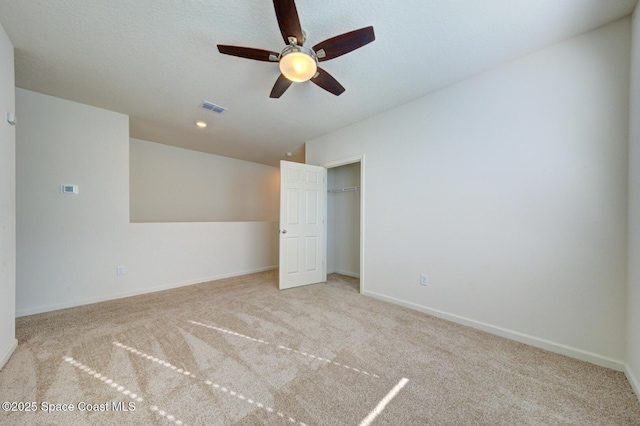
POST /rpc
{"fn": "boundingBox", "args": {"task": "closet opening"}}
[326,157,363,294]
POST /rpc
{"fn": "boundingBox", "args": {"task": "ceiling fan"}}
[217,0,375,98]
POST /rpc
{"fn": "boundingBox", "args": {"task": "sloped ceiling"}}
[0,0,637,166]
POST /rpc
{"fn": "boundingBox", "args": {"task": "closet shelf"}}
[328,186,360,193]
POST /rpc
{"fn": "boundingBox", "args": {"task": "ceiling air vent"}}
[201,101,227,114]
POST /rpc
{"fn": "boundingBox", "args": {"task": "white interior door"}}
[279,160,327,290]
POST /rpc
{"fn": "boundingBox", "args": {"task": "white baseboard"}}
[0,338,18,370]
[330,269,360,279]
[363,290,626,372]
[16,266,278,317]
[626,364,640,400]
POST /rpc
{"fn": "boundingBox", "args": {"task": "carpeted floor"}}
[1,271,639,425]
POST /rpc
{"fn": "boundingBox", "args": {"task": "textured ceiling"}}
[0,0,637,166]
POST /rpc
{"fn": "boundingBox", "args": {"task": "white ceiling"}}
[0,0,637,166]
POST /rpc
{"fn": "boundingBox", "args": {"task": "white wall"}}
[127,221,278,296]
[307,19,631,369]
[627,6,640,398]
[16,89,278,316]
[0,23,17,369]
[130,139,279,222]
[327,163,360,277]
[16,89,130,314]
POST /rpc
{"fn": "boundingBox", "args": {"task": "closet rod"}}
[328,186,360,193]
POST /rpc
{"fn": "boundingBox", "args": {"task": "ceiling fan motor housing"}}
[278,45,318,82]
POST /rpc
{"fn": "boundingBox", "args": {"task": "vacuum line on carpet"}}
[276,345,380,378]
[358,377,409,426]
[113,342,309,426]
[63,356,188,425]
[189,320,379,378]
[114,342,197,378]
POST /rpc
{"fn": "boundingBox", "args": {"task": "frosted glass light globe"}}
[279,47,317,82]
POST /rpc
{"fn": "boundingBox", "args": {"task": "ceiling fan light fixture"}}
[279,45,317,82]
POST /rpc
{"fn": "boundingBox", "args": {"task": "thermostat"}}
[60,184,78,194]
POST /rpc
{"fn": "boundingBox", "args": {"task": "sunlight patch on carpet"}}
[189,320,269,345]
[204,380,308,426]
[63,356,143,403]
[276,345,380,378]
[113,342,196,378]
[112,342,308,425]
[63,356,188,425]
[358,377,410,426]
[189,319,380,379]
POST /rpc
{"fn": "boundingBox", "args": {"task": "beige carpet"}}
[1,271,639,425]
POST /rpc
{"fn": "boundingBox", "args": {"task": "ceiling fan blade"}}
[273,0,304,46]
[270,74,294,98]
[313,26,375,62]
[310,67,345,96]
[217,45,279,62]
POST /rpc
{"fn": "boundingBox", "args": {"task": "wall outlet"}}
[116,266,126,276]
[420,274,429,286]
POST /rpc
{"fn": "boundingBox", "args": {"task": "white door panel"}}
[279,161,327,290]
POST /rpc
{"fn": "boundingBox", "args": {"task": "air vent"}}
[201,101,227,114]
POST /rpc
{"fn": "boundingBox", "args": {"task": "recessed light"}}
[195,120,207,128]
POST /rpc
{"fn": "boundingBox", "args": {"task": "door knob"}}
[281,229,287,234]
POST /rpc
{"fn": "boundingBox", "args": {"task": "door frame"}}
[322,154,365,294]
